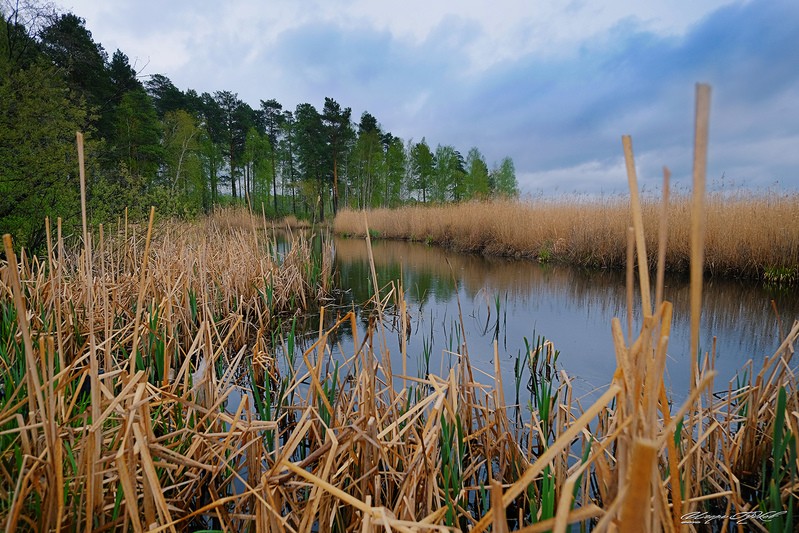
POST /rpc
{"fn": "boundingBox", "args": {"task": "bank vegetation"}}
[334,191,799,284]
[2,86,798,532]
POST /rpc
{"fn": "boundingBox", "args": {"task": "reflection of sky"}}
[331,237,798,402]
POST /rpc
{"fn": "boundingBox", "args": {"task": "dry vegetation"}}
[278,215,313,230]
[2,88,798,531]
[334,191,799,283]
[1,206,797,532]
[0,209,334,531]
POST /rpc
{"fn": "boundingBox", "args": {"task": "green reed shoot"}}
[0,302,25,413]
[513,347,529,427]
[759,387,796,531]
[420,334,432,378]
[259,278,274,312]
[478,482,488,518]
[188,288,198,325]
[148,303,165,384]
[319,361,339,427]
[439,412,465,529]
[734,371,749,431]
[539,465,556,522]
[249,361,270,423]
[571,437,593,508]
[771,388,793,481]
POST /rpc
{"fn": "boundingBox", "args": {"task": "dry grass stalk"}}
[334,196,799,284]
[2,86,798,531]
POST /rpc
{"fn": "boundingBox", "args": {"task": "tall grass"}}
[0,209,333,531]
[2,86,798,531]
[334,191,799,282]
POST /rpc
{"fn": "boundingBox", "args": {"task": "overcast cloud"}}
[58,0,799,195]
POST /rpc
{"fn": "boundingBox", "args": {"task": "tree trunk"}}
[271,153,278,215]
[317,174,325,222]
[332,157,339,216]
[230,141,237,198]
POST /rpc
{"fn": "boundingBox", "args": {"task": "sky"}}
[56,0,799,196]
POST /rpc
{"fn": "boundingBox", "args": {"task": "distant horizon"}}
[56,0,799,196]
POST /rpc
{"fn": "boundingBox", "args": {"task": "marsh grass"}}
[1,86,798,531]
[0,207,333,531]
[333,192,799,283]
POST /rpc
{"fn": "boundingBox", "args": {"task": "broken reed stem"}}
[77,132,88,249]
[76,130,102,522]
[690,83,711,383]
[622,135,652,317]
[626,227,634,346]
[686,83,711,517]
[2,235,45,430]
[655,167,670,311]
[363,214,380,304]
[620,438,658,533]
[129,206,156,375]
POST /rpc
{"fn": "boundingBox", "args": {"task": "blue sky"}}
[59,0,799,196]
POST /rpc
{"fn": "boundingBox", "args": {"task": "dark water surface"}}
[328,236,798,402]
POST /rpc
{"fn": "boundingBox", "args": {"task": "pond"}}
[325,235,798,403]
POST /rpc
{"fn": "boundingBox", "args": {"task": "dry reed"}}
[0,209,333,531]
[2,85,798,531]
[333,192,799,283]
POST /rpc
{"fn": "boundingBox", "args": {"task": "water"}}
[329,236,798,403]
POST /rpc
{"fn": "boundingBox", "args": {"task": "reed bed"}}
[333,191,799,283]
[0,208,334,531]
[0,210,799,531]
[1,214,797,530]
[278,215,314,230]
[2,86,798,532]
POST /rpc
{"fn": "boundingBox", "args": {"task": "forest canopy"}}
[0,2,518,249]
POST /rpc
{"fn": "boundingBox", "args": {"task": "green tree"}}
[465,147,490,198]
[162,109,205,214]
[431,144,464,203]
[113,88,162,182]
[199,131,223,209]
[294,103,328,220]
[411,138,434,203]
[260,98,284,214]
[145,73,187,118]
[213,90,247,199]
[352,112,383,208]
[243,127,272,210]
[198,92,224,204]
[384,135,407,207]
[1,1,56,68]
[0,49,87,249]
[88,87,163,222]
[278,110,298,215]
[234,102,257,199]
[39,13,114,138]
[491,157,519,197]
[108,49,141,104]
[321,97,354,216]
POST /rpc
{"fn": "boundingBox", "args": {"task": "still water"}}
[326,236,798,402]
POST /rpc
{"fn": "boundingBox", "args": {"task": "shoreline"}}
[332,195,799,285]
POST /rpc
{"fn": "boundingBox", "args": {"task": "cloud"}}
[413,0,799,193]
[56,0,799,195]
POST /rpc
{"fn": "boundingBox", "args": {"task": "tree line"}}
[0,3,518,249]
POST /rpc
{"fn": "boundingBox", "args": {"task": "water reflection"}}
[334,237,798,400]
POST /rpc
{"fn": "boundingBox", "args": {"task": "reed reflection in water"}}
[333,236,798,400]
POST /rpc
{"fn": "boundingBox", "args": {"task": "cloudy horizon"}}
[57,0,799,196]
